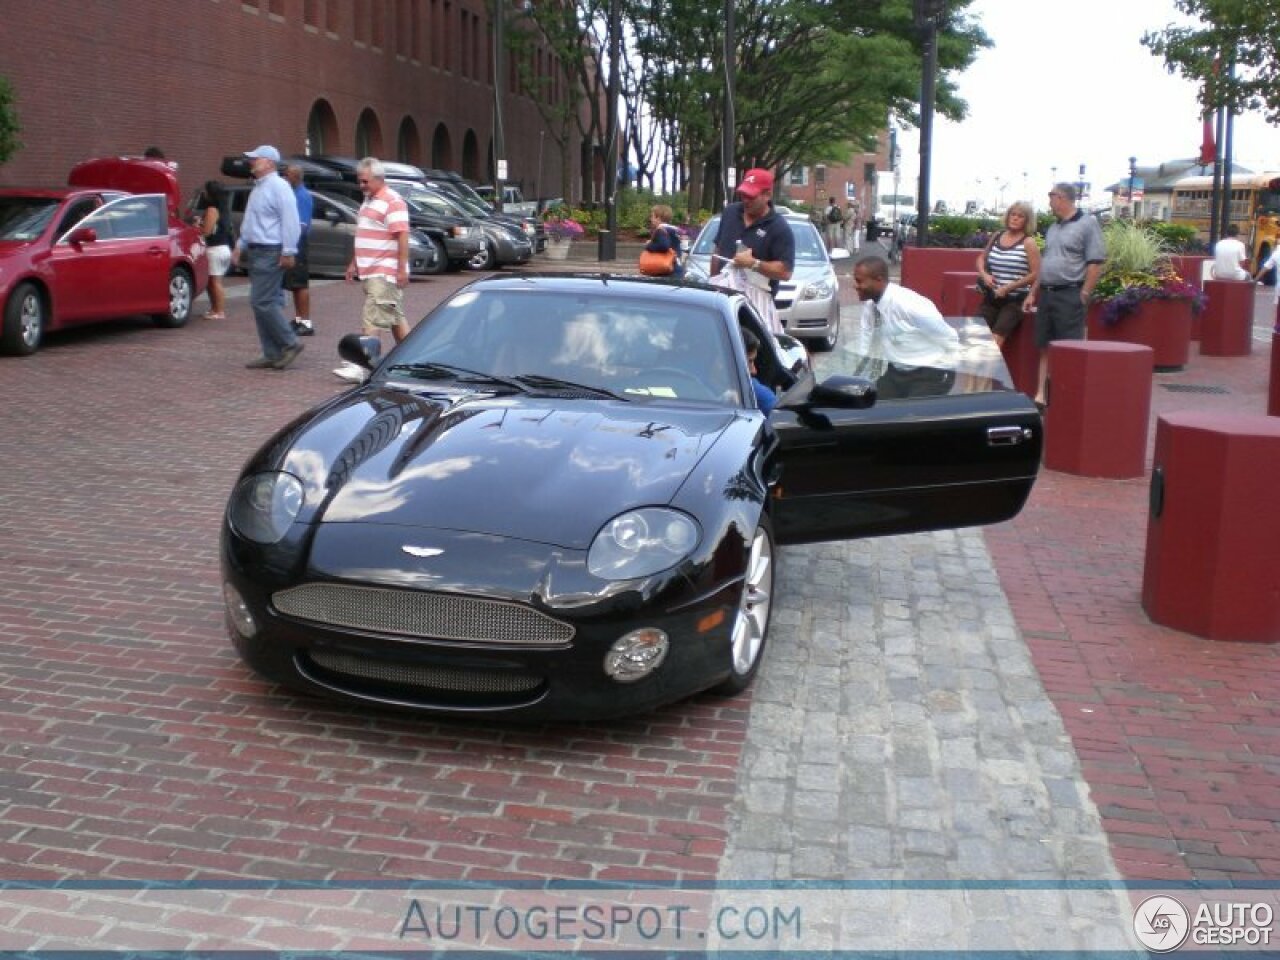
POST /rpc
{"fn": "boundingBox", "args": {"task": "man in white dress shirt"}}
[853,254,959,399]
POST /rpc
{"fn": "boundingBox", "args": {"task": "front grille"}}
[273,583,574,646]
[306,649,543,694]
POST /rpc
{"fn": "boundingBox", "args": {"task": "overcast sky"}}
[893,0,1280,211]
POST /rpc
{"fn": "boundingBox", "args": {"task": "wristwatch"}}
[751,258,760,272]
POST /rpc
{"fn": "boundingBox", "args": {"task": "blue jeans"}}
[246,245,296,359]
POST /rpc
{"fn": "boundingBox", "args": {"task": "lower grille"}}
[306,648,542,695]
[273,583,574,646]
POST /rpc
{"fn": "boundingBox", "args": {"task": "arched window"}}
[355,109,384,159]
[431,123,453,171]
[306,99,339,155]
[461,130,479,181]
[397,116,421,165]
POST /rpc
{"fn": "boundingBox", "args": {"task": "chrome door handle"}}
[987,425,1033,446]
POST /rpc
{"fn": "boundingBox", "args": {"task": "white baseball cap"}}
[244,145,281,163]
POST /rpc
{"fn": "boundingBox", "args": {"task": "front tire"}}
[423,236,448,275]
[714,516,775,696]
[2,282,46,356]
[154,267,193,327]
[810,310,840,352]
[468,242,496,271]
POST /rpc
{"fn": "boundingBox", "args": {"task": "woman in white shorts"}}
[198,181,232,320]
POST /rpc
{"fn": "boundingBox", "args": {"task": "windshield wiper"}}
[513,374,629,401]
[386,362,529,392]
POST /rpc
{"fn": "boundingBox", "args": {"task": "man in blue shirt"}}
[710,169,794,332]
[283,164,315,336]
[232,144,302,370]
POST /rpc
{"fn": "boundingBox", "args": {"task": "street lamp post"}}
[1128,156,1137,220]
[492,0,505,210]
[598,0,621,260]
[914,0,944,247]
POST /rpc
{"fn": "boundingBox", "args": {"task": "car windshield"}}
[691,215,828,263]
[385,288,744,406]
[0,197,60,241]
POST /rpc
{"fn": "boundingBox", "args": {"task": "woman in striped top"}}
[975,202,1040,347]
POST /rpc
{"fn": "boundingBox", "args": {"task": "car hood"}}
[280,386,734,548]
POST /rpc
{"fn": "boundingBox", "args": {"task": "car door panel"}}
[308,196,354,276]
[769,390,1041,545]
[50,195,169,322]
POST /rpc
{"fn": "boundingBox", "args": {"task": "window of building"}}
[787,168,809,187]
[304,0,320,28]
[429,0,441,67]
[371,0,383,49]
[442,0,453,72]
[397,117,421,164]
[355,108,383,158]
[354,0,369,45]
[241,0,259,12]
[325,0,340,34]
[395,0,410,58]
[268,0,283,18]
[410,0,421,60]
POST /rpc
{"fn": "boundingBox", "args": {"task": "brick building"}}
[777,132,891,220]
[0,0,578,202]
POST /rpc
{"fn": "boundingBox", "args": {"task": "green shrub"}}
[1146,221,1199,252]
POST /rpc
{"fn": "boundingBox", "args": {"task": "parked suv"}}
[389,181,532,270]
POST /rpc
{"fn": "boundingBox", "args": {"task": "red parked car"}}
[0,157,208,356]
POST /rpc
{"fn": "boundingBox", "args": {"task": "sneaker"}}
[332,361,369,384]
[245,356,276,369]
[293,318,315,336]
[273,342,304,370]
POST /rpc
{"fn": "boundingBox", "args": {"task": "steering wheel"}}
[629,366,719,401]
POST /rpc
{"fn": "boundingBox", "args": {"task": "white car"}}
[687,212,849,351]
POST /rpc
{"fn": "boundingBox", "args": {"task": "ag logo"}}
[1133,895,1190,952]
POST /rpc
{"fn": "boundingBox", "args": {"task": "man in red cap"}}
[709,169,795,331]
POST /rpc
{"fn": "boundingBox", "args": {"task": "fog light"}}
[223,582,258,639]
[603,628,669,683]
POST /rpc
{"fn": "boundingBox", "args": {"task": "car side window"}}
[54,198,103,241]
[75,195,166,240]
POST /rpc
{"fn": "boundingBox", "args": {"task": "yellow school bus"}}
[1169,173,1280,269]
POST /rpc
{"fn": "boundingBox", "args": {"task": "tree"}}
[1142,0,1280,122]
[0,75,21,167]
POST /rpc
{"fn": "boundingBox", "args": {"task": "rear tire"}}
[713,516,775,696]
[153,267,193,327]
[2,282,46,356]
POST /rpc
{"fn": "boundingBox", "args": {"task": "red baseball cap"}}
[737,168,774,198]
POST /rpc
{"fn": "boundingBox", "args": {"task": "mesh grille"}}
[306,649,543,694]
[273,583,574,646]
[1160,384,1229,395]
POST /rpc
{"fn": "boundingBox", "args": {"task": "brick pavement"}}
[0,268,748,890]
[985,293,1280,882]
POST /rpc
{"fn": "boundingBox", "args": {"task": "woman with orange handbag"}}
[639,204,684,277]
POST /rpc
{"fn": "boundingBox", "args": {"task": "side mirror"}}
[66,227,98,246]
[810,375,876,409]
[829,247,852,262]
[324,207,343,223]
[338,333,382,371]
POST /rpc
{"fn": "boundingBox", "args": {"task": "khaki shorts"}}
[361,275,406,330]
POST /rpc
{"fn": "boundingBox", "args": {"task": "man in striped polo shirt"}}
[337,158,411,381]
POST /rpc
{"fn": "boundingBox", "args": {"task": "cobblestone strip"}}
[720,530,1136,950]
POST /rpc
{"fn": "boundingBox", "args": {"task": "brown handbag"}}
[638,248,678,276]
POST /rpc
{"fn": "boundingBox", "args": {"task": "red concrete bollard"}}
[1270,329,1280,417]
[1142,412,1280,642]
[940,271,983,317]
[1000,309,1040,400]
[1200,279,1255,356]
[1044,341,1153,478]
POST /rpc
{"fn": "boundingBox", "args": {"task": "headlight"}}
[801,278,836,300]
[522,222,535,236]
[228,472,304,544]
[587,508,699,580]
[452,226,472,238]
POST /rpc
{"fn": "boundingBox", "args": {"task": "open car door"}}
[757,312,1039,545]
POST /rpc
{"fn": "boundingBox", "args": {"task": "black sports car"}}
[221,275,1041,720]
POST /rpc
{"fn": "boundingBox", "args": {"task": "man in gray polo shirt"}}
[1022,183,1105,408]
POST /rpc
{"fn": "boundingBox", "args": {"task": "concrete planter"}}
[900,246,983,310]
[544,238,573,260]
[1087,297,1194,371]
